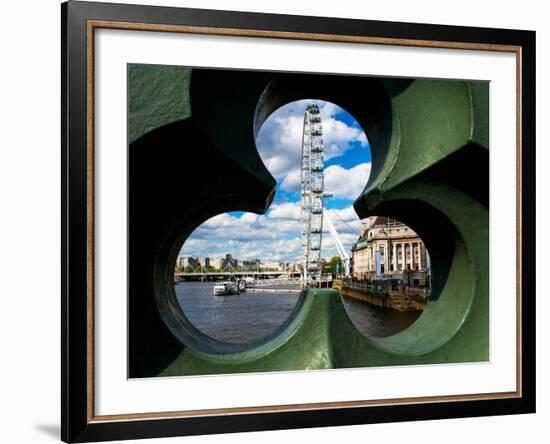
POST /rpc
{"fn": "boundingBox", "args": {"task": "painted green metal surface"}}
[128,64,192,144]
[128,65,489,377]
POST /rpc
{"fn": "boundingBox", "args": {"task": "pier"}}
[245,288,302,294]
[245,277,301,287]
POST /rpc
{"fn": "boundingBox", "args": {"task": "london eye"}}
[300,103,325,286]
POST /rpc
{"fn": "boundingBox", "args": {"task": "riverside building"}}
[351,216,430,287]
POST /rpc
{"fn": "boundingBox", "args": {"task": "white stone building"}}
[351,216,430,287]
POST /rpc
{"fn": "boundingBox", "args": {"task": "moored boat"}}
[213,281,239,296]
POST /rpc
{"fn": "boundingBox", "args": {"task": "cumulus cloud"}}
[255,100,370,190]
[182,208,302,261]
[319,101,340,120]
[324,163,371,200]
[269,202,301,219]
[321,118,368,160]
[258,114,305,179]
[181,203,363,263]
[280,169,301,193]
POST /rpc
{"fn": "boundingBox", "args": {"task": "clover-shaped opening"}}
[128,65,488,378]
[173,99,373,346]
[174,212,303,345]
[144,68,484,365]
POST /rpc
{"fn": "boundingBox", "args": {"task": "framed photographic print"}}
[62,0,536,442]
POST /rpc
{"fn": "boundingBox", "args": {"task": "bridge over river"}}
[175,272,333,288]
[175,271,301,281]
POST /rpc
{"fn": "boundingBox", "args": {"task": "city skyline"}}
[175,253,297,272]
[180,99,371,263]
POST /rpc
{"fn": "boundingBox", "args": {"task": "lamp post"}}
[387,218,392,279]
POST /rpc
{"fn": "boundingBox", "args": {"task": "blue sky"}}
[181,100,371,263]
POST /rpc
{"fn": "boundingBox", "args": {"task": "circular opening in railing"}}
[174,99,372,345]
[175,211,303,345]
[337,216,432,338]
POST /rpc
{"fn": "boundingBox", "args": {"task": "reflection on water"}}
[176,281,422,344]
[341,297,421,338]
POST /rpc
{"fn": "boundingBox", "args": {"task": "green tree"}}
[328,256,343,276]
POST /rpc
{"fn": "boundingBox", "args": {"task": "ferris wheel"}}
[300,103,325,285]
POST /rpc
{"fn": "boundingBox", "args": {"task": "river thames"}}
[176,281,422,344]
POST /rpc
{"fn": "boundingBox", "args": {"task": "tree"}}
[328,256,343,276]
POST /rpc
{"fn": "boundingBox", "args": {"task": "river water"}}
[176,281,422,344]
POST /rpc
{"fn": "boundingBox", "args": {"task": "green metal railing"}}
[128,65,489,378]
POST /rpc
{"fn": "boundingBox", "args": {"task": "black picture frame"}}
[62,1,536,442]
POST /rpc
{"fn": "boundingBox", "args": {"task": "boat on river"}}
[213,281,239,296]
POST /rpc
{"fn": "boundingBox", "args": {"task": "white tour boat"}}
[213,281,239,296]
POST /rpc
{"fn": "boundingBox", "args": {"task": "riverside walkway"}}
[333,279,429,311]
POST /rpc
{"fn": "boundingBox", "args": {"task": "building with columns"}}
[351,216,430,287]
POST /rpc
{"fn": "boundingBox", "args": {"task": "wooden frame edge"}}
[86,18,95,424]
[89,19,522,53]
[90,391,521,423]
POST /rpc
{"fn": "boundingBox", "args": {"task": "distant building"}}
[238,259,260,271]
[259,261,284,271]
[198,257,210,268]
[176,256,199,269]
[351,217,430,287]
[221,253,238,270]
[209,257,223,270]
[285,262,300,273]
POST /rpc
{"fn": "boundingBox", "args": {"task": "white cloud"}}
[319,101,339,120]
[324,163,371,200]
[256,113,304,180]
[321,118,368,161]
[269,202,301,219]
[280,169,301,192]
[282,162,370,199]
[255,100,370,188]
[181,203,365,263]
